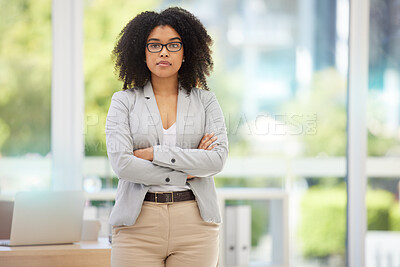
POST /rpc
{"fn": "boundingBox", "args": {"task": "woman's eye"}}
[149,44,161,49]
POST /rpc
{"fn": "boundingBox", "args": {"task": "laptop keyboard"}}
[0,240,10,246]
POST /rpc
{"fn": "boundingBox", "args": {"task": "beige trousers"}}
[111,200,219,267]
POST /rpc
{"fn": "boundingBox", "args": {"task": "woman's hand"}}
[133,147,154,161]
[187,133,218,179]
[197,132,218,150]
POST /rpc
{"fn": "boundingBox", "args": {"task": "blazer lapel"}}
[143,82,163,145]
[176,85,191,147]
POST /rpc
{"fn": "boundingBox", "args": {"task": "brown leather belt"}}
[144,190,195,203]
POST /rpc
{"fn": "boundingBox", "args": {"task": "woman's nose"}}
[160,46,169,57]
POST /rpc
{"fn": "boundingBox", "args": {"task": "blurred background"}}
[0,0,399,266]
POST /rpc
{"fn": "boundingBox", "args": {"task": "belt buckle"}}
[155,192,174,203]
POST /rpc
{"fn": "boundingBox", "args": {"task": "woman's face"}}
[145,25,184,81]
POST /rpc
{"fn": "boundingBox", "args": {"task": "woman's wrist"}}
[149,146,154,161]
[133,147,154,161]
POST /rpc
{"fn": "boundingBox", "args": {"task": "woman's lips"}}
[157,61,171,66]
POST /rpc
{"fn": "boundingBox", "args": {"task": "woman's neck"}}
[151,75,179,96]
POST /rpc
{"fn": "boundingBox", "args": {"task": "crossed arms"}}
[105,91,228,186]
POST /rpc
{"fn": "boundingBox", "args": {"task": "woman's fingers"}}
[204,136,217,148]
[206,144,218,151]
[198,132,217,150]
[200,133,214,147]
[198,133,212,149]
[198,133,210,149]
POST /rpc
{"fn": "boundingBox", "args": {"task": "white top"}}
[149,123,191,192]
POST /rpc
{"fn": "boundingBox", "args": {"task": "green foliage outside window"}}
[299,186,398,259]
[0,0,52,156]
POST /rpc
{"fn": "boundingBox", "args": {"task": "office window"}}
[366,1,400,266]
[0,0,52,194]
[202,1,348,265]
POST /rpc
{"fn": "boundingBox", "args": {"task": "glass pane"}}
[367,1,400,267]
[204,0,348,265]
[0,0,52,195]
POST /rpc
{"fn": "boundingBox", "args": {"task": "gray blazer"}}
[105,81,228,226]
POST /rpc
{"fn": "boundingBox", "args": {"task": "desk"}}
[0,238,111,267]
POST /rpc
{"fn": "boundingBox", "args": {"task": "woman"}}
[106,7,228,267]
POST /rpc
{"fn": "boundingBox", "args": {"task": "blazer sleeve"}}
[105,91,188,186]
[152,91,228,177]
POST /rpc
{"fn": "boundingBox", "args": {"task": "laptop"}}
[0,190,85,246]
[0,200,13,239]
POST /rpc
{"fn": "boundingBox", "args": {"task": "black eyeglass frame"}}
[146,42,183,53]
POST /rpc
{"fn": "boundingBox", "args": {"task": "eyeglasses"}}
[146,42,183,53]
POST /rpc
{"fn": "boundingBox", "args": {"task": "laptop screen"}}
[8,190,85,246]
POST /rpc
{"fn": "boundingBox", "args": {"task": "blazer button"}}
[165,178,170,183]
[171,158,176,163]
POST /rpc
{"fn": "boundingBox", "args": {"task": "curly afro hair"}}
[112,7,214,92]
